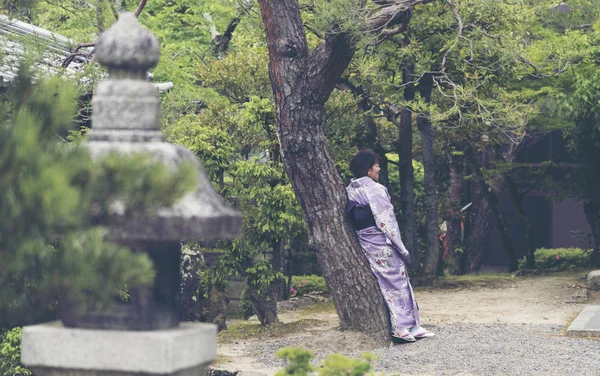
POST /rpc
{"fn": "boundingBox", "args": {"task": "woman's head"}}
[349,150,381,179]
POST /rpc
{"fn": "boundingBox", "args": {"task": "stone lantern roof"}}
[86,13,241,241]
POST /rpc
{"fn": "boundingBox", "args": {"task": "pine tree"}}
[0,63,194,329]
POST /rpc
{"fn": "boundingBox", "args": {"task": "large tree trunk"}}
[417,80,440,276]
[583,200,600,266]
[394,63,420,270]
[257,0,398,342]
[445,151,465,275]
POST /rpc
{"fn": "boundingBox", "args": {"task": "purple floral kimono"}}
[346,176,420,333]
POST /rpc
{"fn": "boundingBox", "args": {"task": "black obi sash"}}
[347,202,377,231]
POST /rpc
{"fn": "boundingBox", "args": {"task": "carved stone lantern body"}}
[56,13,241,331]
[22,13,241,376]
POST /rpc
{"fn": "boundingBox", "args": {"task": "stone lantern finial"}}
[95,13,159,76]
[90,13,162,140]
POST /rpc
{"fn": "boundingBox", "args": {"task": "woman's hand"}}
[401,252,412,269]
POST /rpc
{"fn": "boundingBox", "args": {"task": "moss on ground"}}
[219,318,328,343]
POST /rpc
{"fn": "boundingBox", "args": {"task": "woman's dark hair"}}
[349,150,380,178]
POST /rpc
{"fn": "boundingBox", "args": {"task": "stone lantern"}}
[21,13,241,376]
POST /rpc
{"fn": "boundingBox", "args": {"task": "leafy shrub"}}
[518,248,592,270]
[0,328,31,376]
[290,275,328,297]
[275,347,376,376]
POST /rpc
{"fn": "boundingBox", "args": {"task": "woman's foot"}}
[410,326,435,339]
[391,329,416,343]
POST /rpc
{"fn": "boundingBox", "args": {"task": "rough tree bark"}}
[583,201,600,266]
[417,78,440,276]
[256,0,427,341]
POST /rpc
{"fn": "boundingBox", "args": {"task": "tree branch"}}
[381,24,407,36]
[517,56,570,79]
[133,0,147,17]
[440,0,463,73]
[572,23,592,30]
[308,0,435,103]
[212,17,241,55]
[61,42,96,68]
[307,34,355,104]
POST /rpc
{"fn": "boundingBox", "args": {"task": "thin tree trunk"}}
[505,176,535,269]
[468,148,519,272]
[394,64,419,270]
[257,0,392,342]
[583,200,600,266]
[466,195,493,272]
[417,80,440,276]
[445,151,465,275]
[271,239,286,300]
[246,278,280,326]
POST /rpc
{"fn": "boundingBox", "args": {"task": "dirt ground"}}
[215,272,590,375]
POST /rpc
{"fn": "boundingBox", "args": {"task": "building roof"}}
[0,15,172,91]
[0,14,88,85]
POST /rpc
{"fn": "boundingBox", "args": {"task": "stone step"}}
[567,305,600,338]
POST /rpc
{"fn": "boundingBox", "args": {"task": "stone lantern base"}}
[21,322,217,376]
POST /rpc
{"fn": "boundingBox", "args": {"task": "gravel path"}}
[246,323,600,375]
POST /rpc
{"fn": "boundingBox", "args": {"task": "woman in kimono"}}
[346,151,434,343]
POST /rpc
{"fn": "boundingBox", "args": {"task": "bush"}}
[290,275,328,297]
[518,248,592,270]
[275,347,376,376]
[0,328,31,376]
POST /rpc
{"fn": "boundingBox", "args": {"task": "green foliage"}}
[275,348,315,376]
[140,0,238,94]
[0,64,194,327]
[0,328,31,376]
[301,0,365,37]
[554,62,600,200]
[317,353,377,376]
[323,90,364,176]
[289,275,328,297]
[350,0,539,144]
[163,32,308,324]
[197,39,271,102]
[275,347,377,376]
[518,248,592,270]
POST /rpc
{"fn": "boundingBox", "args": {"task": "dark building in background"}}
[481,131,592,267]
